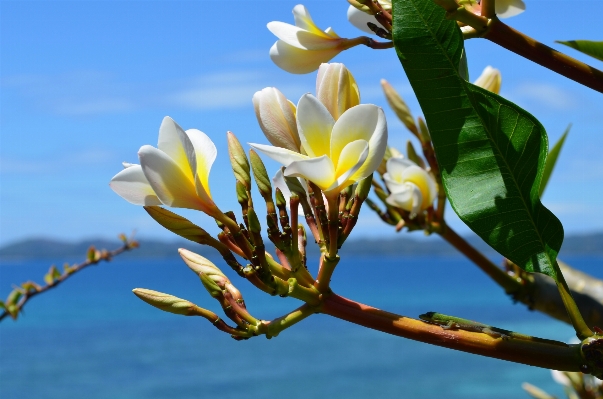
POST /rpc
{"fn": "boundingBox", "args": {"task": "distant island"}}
[1,232,602,261]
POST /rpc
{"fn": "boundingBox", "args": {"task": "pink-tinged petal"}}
[496,0,525,18]
[253,87,300,151]
[267,21,337,50]
[269,41,342,74]
[347,5,384,34]
[184,128,216,199]
[249,143,308,166]
[334,139,369,186]
[109,164,162,206]
[386,182,423,218]
[330,104,387,180]
[157,117,196,178]
[284,156,335,191]
[138,145,204,211]
[296,94,334,158]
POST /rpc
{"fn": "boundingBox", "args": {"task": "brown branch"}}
[483,18,603,94]
[322,293,584,371]
[0,239,138,322]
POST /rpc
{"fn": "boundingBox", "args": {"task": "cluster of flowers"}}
[269,1,525,73]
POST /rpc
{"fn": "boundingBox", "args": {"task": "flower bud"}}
[249,149,273,200]
[179,248,226,279]
[253,88,300,152]
[381,79,418,135]
[132,288,200,316]
[355,174,373,201]
[473,66,501,94]
[316,63,360,120]
[227,132,251,189]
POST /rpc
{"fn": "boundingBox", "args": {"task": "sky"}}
[1,0,602,246]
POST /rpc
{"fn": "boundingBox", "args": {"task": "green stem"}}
[555,266,594,340]
[264,304,316,338]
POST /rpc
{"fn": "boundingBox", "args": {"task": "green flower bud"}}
[381,79,417,135]
[132,288,200,316]
[227,131,251,189]
[249,149,273,199]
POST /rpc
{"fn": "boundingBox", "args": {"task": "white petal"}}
[157,117,196,178]
[496,0,525,18]
[334,139,369,187]
[400,165,437,206]
[138,145,204,211]
[347,5,385,34]
[386,182,423,218]
[249,143,308,166]
[253,87,300,151]
[291,4,326,35]
[269,41,342,74]
[296,94,335,158]
[109,164,162,206]
[184,128,216,199]
[272,168,293,199]
[385,157,416,182]
[284,156,335,191]
[330,104,387,180]
[267,21,338,50]
[316,63,360,120]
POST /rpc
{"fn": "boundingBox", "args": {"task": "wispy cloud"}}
[0,149,116,174]
[2,71,136,116]
[507,82,577,110]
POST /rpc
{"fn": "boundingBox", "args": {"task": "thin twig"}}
[0,239,138,322]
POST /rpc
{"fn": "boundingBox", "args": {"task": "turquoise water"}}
[1,254,600,398]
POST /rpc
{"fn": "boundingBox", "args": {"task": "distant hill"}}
[1,232,602,261]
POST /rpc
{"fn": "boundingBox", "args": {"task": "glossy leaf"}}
[556,40,603,62]
[392,0,564,280]
[539,126,570,197]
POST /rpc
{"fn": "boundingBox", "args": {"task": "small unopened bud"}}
[227,132,251,189]
[198,273,223,298]
[355,175,373,201]
[249,149,273,199]
[275,188,287,208]
[381,79,418,135]
[247,208,262,234]
[347,0,372,13]
[132,288,200,316]
[417,117,431,143]
[473,66,501,94]
[236,181,249,205]
[179,248,226,279]
[406,140,425,169]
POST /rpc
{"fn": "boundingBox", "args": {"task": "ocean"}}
[2,253,600,399]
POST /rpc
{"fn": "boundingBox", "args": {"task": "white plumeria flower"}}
[473,66,501,94]
[550,370,572,387]
[110,116,221,218]
[253,87,301,152]
[496,0,525,18]
[347,0,391,34]
[383,157,437,218]
[272,168,311,213]
[316,63,360,120]
[268,5,362,74]
[251,93,387,198]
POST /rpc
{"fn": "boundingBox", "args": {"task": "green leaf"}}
[392,0,564,280]
[539,126,570,197]
[144,206,214,245]
[556,40,603,62]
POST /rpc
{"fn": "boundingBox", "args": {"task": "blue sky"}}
[1,0,602,245]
